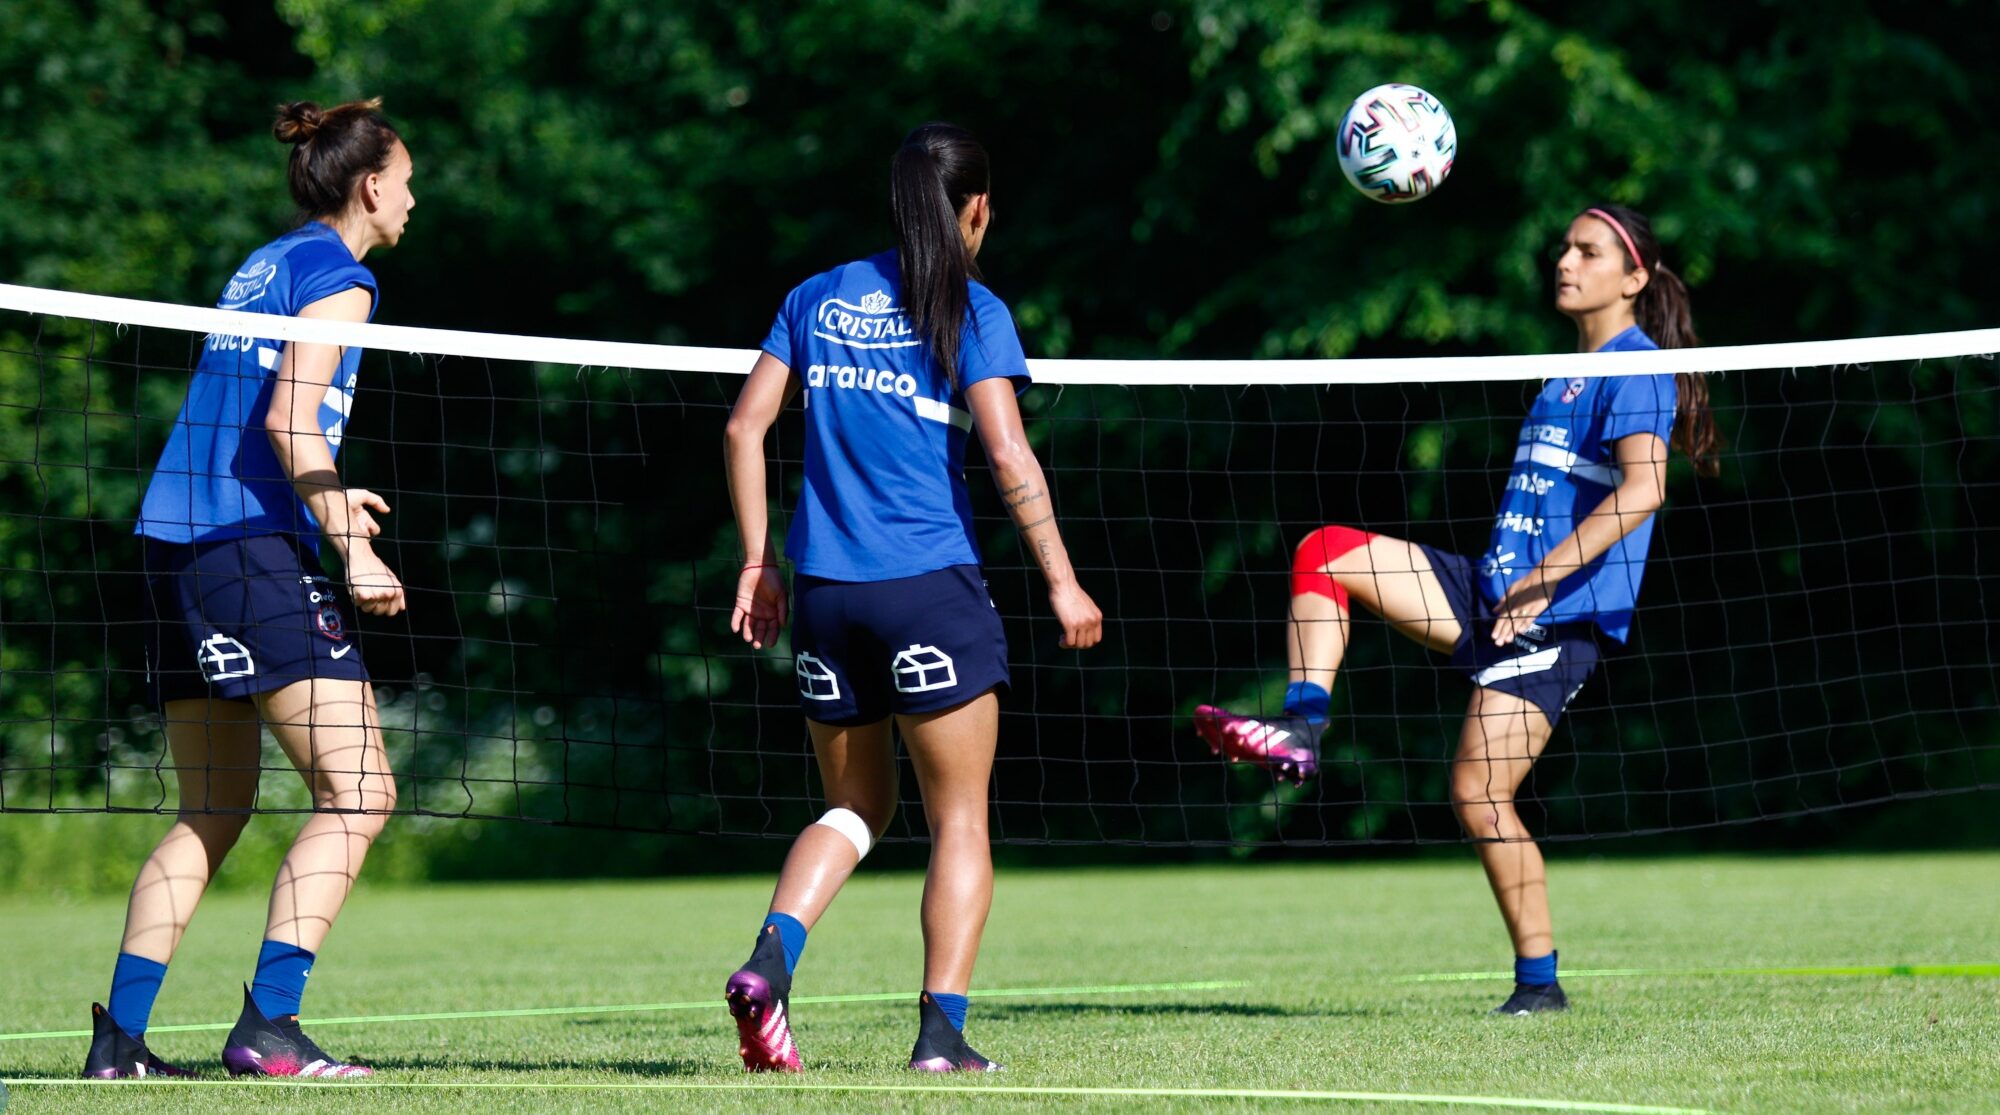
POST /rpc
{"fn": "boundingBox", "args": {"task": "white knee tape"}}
[815,807,874,861]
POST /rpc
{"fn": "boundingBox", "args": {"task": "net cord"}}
[3,281,1994,386]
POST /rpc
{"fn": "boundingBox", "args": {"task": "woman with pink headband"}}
[1196,203,1722,1016]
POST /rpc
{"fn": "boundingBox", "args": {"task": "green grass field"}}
[2,852,1996,1113]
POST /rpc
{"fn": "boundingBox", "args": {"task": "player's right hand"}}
[346,547,407,616]
[732,563,787,650]
[1049,582,1103,650]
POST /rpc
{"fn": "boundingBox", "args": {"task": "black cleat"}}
[1491,982,1569,1016]
[220,985,372,1078]
[725,923,801,1072]
[82,1002,196,1079]
[907,991,1001,1072]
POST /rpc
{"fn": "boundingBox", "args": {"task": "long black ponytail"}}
[890,123,990,390]
[1585,203,1723,478]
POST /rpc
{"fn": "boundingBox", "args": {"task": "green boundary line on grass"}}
[1395,963,2000,983]
[0,980,1246,1043]
[0,1078,1719,1114]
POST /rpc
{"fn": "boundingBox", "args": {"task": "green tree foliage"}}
[1,1,1994,870]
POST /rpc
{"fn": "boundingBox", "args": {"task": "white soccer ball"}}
[1336,83,1457,204]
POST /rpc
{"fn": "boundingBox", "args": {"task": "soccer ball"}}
[1336,83,1456,204]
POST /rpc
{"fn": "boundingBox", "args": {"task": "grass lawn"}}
[1,851,1995,1113]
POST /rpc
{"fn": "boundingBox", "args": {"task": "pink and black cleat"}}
[81,1002,197,1079]
[1194,705,1321,783]
[725,924,802,1072]
[220,985,372,1078]
[907,991,1000,1072]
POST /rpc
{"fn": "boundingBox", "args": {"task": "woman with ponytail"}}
[1197,204,1719,1015]
[88,98,414,1079]
[723,122,1102,1072]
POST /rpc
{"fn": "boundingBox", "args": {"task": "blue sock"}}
[762,912,808,977]
[250,940,316,1020]
[929,991,969,1031]
[1282,681,1331,725]
[1515,950,1558,987]
[107,952,169,1037]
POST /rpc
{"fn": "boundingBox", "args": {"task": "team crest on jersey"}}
[814,290,920,350]
[1560,378,1587,404]
[220,259,278,310]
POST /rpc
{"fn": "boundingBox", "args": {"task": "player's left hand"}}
[1489,577,1555,645]
[731,563,787,650]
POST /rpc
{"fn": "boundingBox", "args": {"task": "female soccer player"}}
[1196,204,1719,1015]
[722,122,1103,1072]
[85,99,415,1079]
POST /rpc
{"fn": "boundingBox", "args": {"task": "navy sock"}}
[762,912,808,977]
[1515,949,1558,987]
[929,991,969,1031]
[1282,681,1331,725]
[250,940,316,1020]
[107,952,169,1037]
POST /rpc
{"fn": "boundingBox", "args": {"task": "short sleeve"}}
[761,285,800,368]
[956,284,1030,396]
[288,240,378,319]
[1601,373,1677,443]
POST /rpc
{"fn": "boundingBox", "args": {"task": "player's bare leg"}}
[1452,687,1567,1015]
[899,692,1002,1071]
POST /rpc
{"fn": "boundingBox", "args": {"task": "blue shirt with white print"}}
[1478,325,1676,642]
[761,250,1030,582]
[137,221,378,550]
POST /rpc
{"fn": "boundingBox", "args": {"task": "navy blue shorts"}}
[1417,544,1601,727]
[143,534,369,706]
[791,564,1009,726]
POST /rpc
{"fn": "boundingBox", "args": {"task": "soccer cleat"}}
[1491,982,1569,1016]
[81,1002,196,1079]
[907,991,1001,1073]
[1194,705,1321,782]
[220,985,372,1078]
[725,924,802,1072]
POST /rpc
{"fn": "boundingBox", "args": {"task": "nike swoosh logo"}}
[331,644,353,659]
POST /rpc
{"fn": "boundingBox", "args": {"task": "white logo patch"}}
[796,653,841,701]
[813,290,921,350]
[197,634,256,681]
[891,644,957,694]
[219,259,278,310]
[1560,378,1587,404]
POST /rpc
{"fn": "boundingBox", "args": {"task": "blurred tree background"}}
[1,0,1995,889]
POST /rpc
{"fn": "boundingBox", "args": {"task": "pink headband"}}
[1585,207,1649,271]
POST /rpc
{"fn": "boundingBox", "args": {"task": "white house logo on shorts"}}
[813,290,920,350]
[219,259,279,310]
[796,653,841,701]
[197,634,257,682]
[891,644,957,694]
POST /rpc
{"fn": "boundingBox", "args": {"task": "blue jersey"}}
[761,250,1030,582]
[137,223,378,550]
[1478,326,1676,642]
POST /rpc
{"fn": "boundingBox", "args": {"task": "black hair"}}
[890,123,990,390]
[1583,203,1722,477]
[274,98,402,224]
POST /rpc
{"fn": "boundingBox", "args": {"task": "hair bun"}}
[273,102,325,145]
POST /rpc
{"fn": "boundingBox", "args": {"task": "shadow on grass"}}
[351,1056,712,1076]
[981,1000,1359,1020]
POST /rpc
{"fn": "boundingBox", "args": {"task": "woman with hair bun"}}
[85,98,415,1079]
[1197,204,1720,1017]
[722,121,1102,1073]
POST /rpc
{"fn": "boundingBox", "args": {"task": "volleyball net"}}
[2,282,1996,846]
